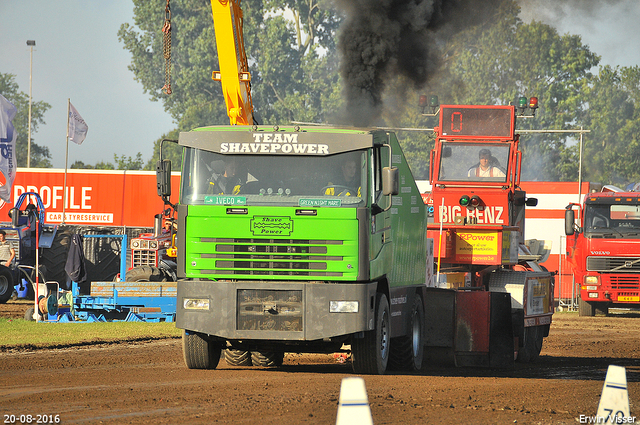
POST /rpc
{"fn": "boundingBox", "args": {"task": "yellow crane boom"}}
[210,0,254,125]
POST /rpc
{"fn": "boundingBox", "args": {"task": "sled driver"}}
[468,149,505,178]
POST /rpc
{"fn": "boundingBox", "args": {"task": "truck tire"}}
[41,227,73,287]
[224,349,253,366]
[595,303,609,316]
[388,294,424,371]
[0,266,14,304]
[251,351,285,367]
[578,297,595,317]
[351,292,390,375]
[182,330,222,369]
[125,266,168,282]
[517,325,544,363]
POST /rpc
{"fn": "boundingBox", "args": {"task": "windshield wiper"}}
[594,228,625,238]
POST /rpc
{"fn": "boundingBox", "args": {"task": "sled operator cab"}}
[425,102,555,366]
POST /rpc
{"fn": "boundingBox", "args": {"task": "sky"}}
[519,0,640,69]
[1,0,640,169]
[0,1,174,169]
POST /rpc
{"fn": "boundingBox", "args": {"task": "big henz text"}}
[439,205,504,224]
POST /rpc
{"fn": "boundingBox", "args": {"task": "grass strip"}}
[0,317,181,351]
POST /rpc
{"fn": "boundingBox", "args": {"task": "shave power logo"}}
[250,216,293,236]
[220,133,330,155]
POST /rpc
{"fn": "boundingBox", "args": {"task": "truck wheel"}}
[0,266,14,304]
[578,297,595,317]
[351,292,390,375]
[517,325,544,363]
[182,330,222,369]
[251,351,285,367]
[595,303,609,316]
[41,226,73,287]
[125,266,168,282]
[224,349,253,366]
[388,294,424,371]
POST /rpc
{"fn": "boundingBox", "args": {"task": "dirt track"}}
[2,301,640,424]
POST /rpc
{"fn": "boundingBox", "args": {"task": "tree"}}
[114,153,144,170]
[94,161,116,170]
[119,1,224,127]
[119,0,343,131]
[70,160,92,169]
[373,2,600,181]
[0,73,52,167]
[120,0,637,185]
[578,65,640,185]
[144,130,182,171]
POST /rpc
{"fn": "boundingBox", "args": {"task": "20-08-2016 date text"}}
[4,415,60,424]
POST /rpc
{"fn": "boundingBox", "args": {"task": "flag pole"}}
[62,98,70,225]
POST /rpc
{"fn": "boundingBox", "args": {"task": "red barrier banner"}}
[0,168,180,227]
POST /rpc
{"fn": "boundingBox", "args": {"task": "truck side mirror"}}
[156,159,172,198]
[382,167,399,196]
[525,197,538,207]
[565,209,575,235]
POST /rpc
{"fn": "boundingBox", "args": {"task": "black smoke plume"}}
[334,0,503,126]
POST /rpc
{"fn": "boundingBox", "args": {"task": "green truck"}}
[157,125,429,374]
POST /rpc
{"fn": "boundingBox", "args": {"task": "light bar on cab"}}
[517,96,539,117]
[459,195,481,208]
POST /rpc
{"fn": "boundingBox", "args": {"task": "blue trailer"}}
[31,234,177,323]
[71,279,176,322]
[71,234,176,322]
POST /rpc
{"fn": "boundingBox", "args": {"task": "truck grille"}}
[237,289,303,331]
[202,238,344,276]
[608,275,640,290]
[587,257,640,272]
[131,249,157,268]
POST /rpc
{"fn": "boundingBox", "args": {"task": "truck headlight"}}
[183,298,210,310]
[330,301,358,313]
[586,286,598,291]
[585,276,599,285]
[588,293,599,298]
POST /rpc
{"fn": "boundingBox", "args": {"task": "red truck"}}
[425,101,555,365]
[565,186,640,316]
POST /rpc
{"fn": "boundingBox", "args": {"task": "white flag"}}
[0,94,18,203]
[69,102,88,145]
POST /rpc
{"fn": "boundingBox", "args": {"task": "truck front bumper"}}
[176,279,377,341]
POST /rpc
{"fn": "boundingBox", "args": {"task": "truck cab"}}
[565,189,640,315]
[170,125,429,374]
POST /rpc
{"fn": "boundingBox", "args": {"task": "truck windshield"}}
[584,204,640,238]
[438,142,510,183]
[180,148,367,206]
